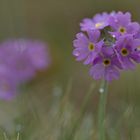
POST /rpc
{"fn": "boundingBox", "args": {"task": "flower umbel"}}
[73,11,140,81]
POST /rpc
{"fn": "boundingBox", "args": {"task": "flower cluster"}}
[0,39,50,100]
[73,11,140,81]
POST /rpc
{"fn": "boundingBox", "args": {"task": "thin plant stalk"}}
[98,80,108,140]
[3,132,9,140]
[16,132,20,140]
[64,83,95,140]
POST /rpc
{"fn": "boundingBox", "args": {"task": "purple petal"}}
[80,18,94,31]
[87,30,100,42]
[122,57,135,70]
[112,56,123,69]
[74,33,88,47]
[115,34,133,50]
[90,64,105,80]
[130,53,140,63]
[105,66,120,81]
[102,47,114,56]
[108,16,119,30]
[75,51,88,61]
[132,39,140,49]
[127,22,140,34]
[117,12,131,26]
[93,56,103,65]
[84,52,97,65]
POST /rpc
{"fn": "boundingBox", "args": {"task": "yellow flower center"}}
[88,43,95,51]
[119,27,126,34]
[121,48,129,56]
[95,22,104,29]
[103,59,111,66]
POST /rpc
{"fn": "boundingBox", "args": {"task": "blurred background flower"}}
[0,39,50,100]
[0,0,139,139]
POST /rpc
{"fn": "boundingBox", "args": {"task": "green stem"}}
[98,80,108,140]
[63,83,95,140]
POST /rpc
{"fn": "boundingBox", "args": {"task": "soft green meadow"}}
[0,78,139,140]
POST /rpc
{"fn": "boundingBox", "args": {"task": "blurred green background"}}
[0,0,140,139]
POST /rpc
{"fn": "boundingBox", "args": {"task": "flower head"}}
[0,39,50,100]
[0,39,50,82]
[73,11,140,81]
